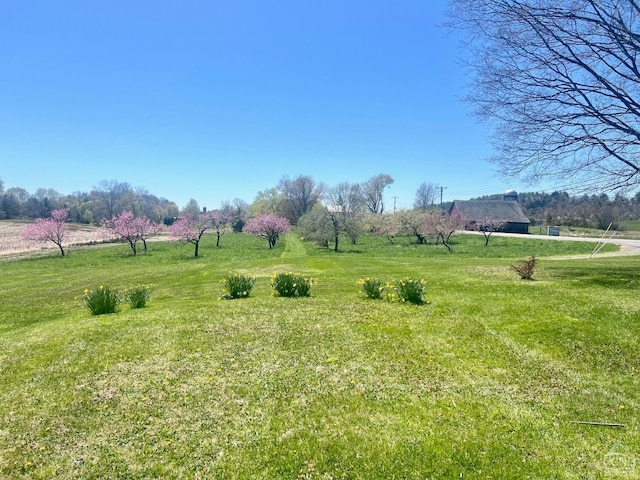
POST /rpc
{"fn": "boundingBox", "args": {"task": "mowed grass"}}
[1,232,638,479]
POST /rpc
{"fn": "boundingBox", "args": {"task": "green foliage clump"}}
[82,285,120,315]
[511,256,537,280]
[357,277,384,299]
[271,272,314,297]
[387,278,427,305]
[220,273,255,299]
[124,285,152,309]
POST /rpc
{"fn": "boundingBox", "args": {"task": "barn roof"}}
[451,200,530,224]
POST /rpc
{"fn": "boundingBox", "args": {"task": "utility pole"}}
[439,186,447,206]
[392,196,398,213]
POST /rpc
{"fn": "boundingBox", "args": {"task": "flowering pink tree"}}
[22,208,69,256]
[169,212,214,257]
[101,211,162,256]
[136,215,163,252]
[244,214,290,248]
[424,210,465,253]
[395,210,430,245]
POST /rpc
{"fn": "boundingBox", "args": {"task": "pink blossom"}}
[101,211,162,255]
[244,214,290,248]
[22,208,69,256]
[169,212,216,257]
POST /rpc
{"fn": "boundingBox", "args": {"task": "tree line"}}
[0,179,180,225]
[0,174,397,227]
[4,174,640,236]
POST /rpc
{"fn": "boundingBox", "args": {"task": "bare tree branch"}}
[449,0,640,192]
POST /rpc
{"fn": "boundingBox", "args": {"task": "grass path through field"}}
[281,232,307,258]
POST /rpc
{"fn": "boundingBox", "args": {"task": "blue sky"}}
[1,0,537,211]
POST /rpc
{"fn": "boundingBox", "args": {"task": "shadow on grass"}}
[548,265,640,290]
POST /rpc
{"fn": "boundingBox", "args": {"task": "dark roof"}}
[451,200,530,224]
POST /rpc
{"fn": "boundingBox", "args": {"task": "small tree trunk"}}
[483,232,491,246]
[439,233,454,253]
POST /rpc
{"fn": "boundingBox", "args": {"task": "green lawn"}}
[620,220,640,233]
[1,233,638,479]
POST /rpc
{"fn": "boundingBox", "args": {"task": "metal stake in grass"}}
[571,421,626,428]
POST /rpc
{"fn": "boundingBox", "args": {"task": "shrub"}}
[220,273,255,300]
[271,272,315,297]
[510,256,537,280]
[83,285,120,315]
[124,285,152,309]
[357,277,384,299]
[388,278,427,305]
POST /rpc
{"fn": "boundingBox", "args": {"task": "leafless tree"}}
[181,198,201,215]
[325,182,365,249]
[94,180,133,219]
[363,174,394,214]
[449,0,640,192]
[414,182,438,210]
[221,198,249,232]
[477,217,507,246]
[298,182,365,252]
[424,209,465,252]
[278,175,325,224]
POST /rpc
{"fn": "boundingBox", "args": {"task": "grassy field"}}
[530,223,640,240]
[620,220,640,234]
[1,232,638,479]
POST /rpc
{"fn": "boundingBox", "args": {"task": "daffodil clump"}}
[220,273,255,300]
[123,285,152,309]
[356,277,384,299]
[82,285,120,315]
[388,278,427,305]
[270,272,315,297]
